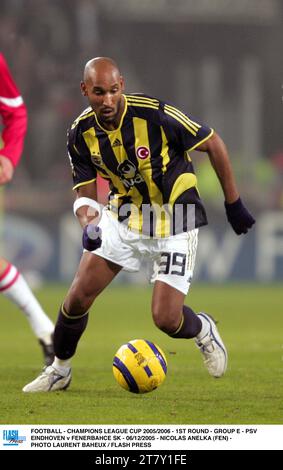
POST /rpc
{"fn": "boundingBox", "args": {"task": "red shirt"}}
[0,53,27,167]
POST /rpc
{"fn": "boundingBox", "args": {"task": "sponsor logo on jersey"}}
[117,160,144,189]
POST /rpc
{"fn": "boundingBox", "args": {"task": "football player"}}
[0,53,54,365]
[23,57,254,392]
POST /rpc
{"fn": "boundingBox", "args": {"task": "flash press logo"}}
[3,429,26,446]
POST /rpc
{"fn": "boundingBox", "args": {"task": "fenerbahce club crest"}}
[117,160,144,189]
[91,153,104,168]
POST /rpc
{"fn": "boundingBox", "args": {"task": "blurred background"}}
[1,0,283,283]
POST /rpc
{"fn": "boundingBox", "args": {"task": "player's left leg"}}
[151,280,200,337]
[151,227,227,377]
[151,280,227,378]
[0,257,54,365]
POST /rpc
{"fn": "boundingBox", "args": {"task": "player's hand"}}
[0,155,14,185]
[82,224,102,251]
[224,197,255,235]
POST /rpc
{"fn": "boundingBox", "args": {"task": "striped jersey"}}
[68,93,213,237]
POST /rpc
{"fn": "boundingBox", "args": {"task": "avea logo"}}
[117,160,144,189]
[3,429,26,446]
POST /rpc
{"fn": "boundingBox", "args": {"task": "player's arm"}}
[0,54,27,184]
[74,182,102,251]
[163,104,255,235]
[196,132,239,203]
[74,181,98,229]
[0,155,15,185]
[196,131,255,235]
[68,127,102,252]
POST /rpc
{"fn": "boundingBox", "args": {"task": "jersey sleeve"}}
[0,53,27,167]
[161,102,213,152]
[67,126,97,190]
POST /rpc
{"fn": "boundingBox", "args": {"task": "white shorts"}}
[91,210,198,295]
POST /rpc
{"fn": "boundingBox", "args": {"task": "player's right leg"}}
[22,252,122,392]
[0,257,54,365]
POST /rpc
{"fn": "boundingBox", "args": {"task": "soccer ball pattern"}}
[113,339,167,393]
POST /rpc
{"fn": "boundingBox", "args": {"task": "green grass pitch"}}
[0,283,282,424]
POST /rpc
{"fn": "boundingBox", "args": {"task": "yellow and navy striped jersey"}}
[67,93,214,237]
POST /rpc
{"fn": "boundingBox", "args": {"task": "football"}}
[113,339,167,393]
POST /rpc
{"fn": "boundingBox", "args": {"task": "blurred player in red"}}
[0,53,54,365]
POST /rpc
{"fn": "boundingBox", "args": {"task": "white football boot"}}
[22,366,71,393]
[195,313,228,378]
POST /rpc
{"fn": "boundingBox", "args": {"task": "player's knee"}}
[65,282,97,317]
[152,305,180,334]
[63,299,87,318]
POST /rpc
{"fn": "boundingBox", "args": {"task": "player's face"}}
[81,70,124,129]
